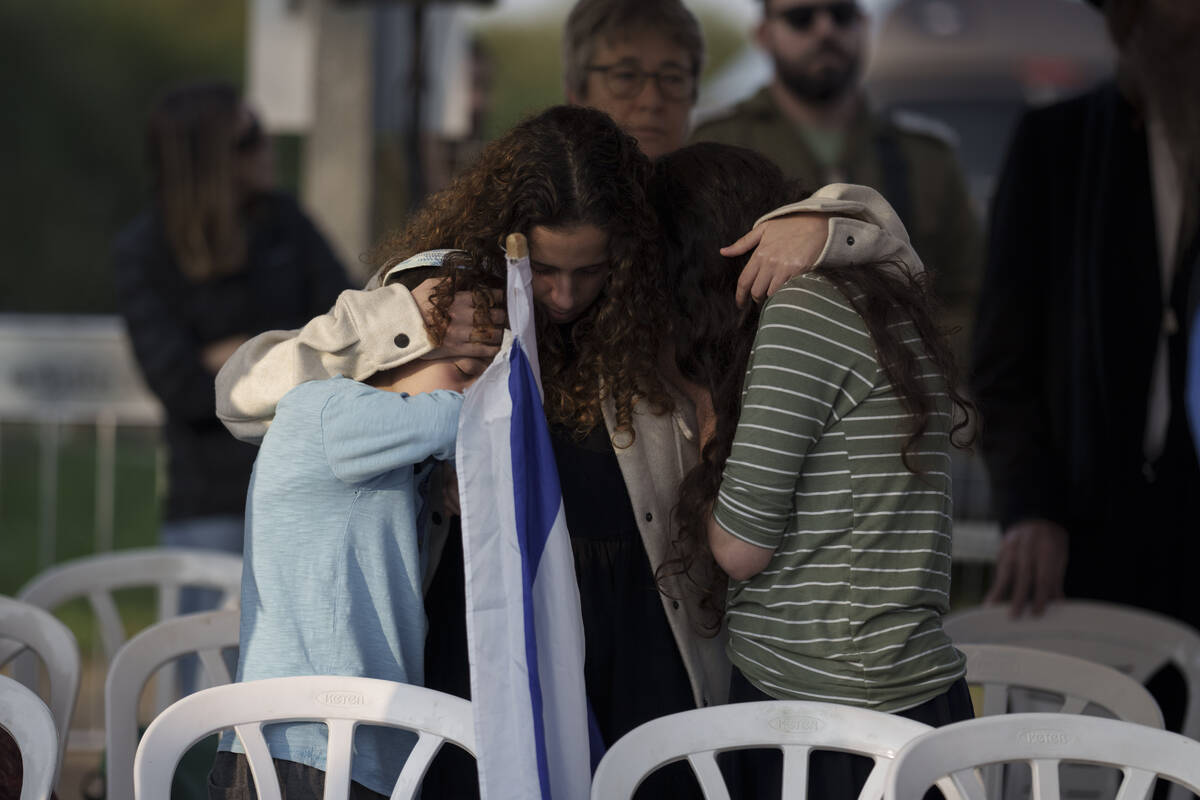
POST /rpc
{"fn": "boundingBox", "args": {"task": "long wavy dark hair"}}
[371,105,671,440]
[650,143,973,631]
[147,82,245,282]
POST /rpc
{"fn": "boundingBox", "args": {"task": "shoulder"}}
[880,110,972,190]
[247,190,319,236]
[1002,84,1118,163]
[691,88,776,139]
[888,108,960,151]
[753,276,878,388]
[254,189,303,218]
[763,274,870,339]
[768,273,854,313]
[278,376,356,415]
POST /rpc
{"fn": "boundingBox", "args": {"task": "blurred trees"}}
[1,1,743,314]
[1,1,245,314]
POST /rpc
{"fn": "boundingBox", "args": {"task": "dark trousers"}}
[722,668,974,800]
[207,751,387,800]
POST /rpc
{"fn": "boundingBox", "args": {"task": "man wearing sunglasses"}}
[692,0,981,348]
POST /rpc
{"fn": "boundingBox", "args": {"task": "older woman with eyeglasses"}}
[112,82,352,679]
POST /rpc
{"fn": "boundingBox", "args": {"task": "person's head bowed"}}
[374,105,671,440]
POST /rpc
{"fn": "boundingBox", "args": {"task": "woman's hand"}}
[412,278,507,360]
[201,334,250,374]
[723,213,833,307]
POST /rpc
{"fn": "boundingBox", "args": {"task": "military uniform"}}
[691,87,982,349]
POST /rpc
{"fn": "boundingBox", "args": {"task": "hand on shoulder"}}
[723,213,832,308]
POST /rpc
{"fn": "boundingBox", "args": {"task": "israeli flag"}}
[457,235,592,800]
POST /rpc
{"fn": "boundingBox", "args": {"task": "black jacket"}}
[972,82,1199,538]
[114,192,352,521]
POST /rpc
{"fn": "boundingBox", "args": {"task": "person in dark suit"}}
[974,0,1200,659]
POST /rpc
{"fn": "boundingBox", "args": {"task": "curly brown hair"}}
[371,105,671,440]
[649,143,974,632]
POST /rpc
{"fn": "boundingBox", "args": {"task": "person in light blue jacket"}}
[209,251,499,800]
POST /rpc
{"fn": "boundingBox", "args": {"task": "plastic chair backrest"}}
[960,642,1165,799]
[960,643,1163,725]
[0,595,81,782]
[589,700,962,800]
[15,547,242,736]
[885,713,1200,800]
[133,676,475,800]
[105,608,240,800]
[0,674,59,800]
[946,601,1200,800]
[16,547,242,665]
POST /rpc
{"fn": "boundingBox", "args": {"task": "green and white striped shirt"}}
[715,273,965,711]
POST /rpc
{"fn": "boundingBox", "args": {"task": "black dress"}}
[421,401,701,798]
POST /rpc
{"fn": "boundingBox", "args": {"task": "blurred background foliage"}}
[1,1,745,315]
[0,1,246,314]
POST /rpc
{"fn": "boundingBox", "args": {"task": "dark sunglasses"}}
[234,117,265,154]
[774,2,861,31]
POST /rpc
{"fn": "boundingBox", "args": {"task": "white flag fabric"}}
[457,243,592,800]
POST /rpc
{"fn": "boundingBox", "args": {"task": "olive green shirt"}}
[691,88,982,353]
[714,273,966,710]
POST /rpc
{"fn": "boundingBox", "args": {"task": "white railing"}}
[0,314,163,566]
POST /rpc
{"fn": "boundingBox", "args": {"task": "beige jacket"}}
[213,184,919,709]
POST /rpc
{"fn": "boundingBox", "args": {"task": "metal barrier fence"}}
[0,314,164,571]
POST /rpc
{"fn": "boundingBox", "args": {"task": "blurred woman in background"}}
[113,82,351,664]
[653,143,974,799]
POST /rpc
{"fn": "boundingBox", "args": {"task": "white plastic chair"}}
[105,608,241,800]
[960,643,1164,799]
[14,546,242,744]
[0,595,81,782]
[885,713,1200,800]
[133,676,475,800]
[16,547,242,666]
[0,674,59,800]
[589,700,962,800]
[960,643,1163,726]
[946,601,1200,800]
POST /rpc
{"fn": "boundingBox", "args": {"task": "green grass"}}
[1,423,163,647]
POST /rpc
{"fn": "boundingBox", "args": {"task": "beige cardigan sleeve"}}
[215,283,434,443]
[756,183,926,278]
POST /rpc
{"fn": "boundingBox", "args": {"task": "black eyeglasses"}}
[585,63,696,102]
[234,117,265,154]
[774,2,861,31]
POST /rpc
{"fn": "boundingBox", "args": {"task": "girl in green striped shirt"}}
[651,143,975,799]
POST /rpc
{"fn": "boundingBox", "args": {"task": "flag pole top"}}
[505,233,528,260]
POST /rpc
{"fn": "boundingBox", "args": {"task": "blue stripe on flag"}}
[508,341,562,797]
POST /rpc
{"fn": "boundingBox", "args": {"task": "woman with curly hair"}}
[214,106,913,797]
[371,109,707,797]
[650,143,975,799]
[218,106,716,797]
